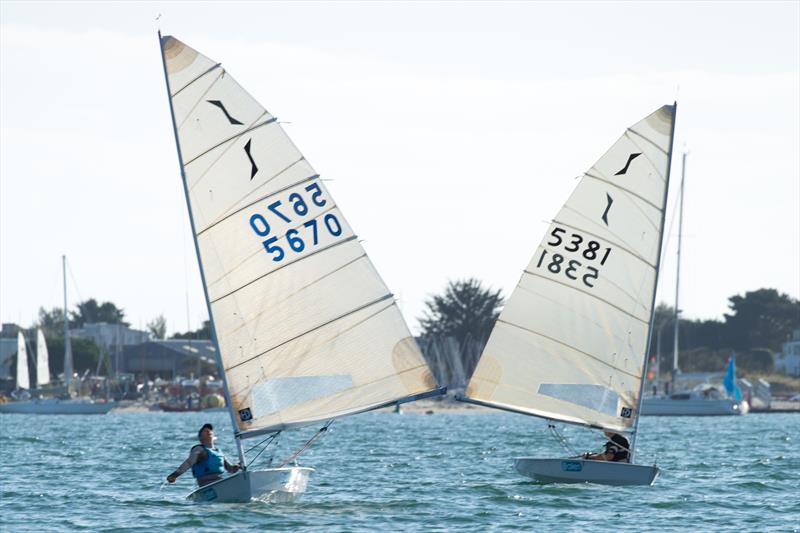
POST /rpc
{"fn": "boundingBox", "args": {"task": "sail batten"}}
[160,34,437,436]
[465,104,676,432]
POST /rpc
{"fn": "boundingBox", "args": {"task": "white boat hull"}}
[514,458,659,486]
[186,467,313,503]
[641,397,748,416]
[0,398,114,415]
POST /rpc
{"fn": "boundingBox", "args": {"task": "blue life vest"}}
[191,445,225,478]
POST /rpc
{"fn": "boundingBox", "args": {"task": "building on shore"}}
[119,339,218,381]
[775,329,800,377]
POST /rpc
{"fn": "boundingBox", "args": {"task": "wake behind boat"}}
[158,33,441,503]
[460,104,677,486]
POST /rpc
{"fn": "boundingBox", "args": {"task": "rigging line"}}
[225,294,394,373]
[627,126,668,156]
[548,422,579,456]
[275,420,334,468]
[226,252,369,338]
[243,431,279,454]
[521,269,650,325]
[583,172,662,215]
[549,218,656,270]
[183,116,276,166]
[209,234,358,303]
[186,110,272,193]
[495,317,642,380]
[196,170,316,237]
[170,62,222,97]
[176,69,225,130]
[245,431,280,467]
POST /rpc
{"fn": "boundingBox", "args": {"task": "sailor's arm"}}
[166,446,205,483]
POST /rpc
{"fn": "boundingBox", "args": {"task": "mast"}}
[629,103,678,462]
[157,31,246,467]
[62,255,74,394]
[672,152,687,382]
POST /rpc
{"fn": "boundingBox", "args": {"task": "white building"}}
[775,329,800,376]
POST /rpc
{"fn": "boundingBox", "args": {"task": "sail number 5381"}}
[248,182,342,262]
[536,227,611,288]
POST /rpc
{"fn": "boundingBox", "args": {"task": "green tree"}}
[36,307,69,334]
[147,315,167,340]
[723,289,800,351]
[170,320,212,340]
[70,299,129,328]
[418,278,504,345]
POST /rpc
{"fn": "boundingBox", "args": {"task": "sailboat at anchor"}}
[460,104,677,485]
[158,33,441,503]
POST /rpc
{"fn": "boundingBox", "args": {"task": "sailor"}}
[583,431,630,462]
[166,423,241,486]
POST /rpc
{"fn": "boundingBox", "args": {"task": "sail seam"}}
[177,70,226,130]
[171,63,222,97]
[561,203,659,262]
[627,127,668,156]
[209,234,358,303]
[225,295,395,373]
[623,132,667,182]
[583,172,661,213]
[521,270,650,324]
[549,218,657,269]
[186,110,272,195]
[184,117,277,166]
[497,318,642,379]
[227,252,368,337]
[197,171,317,237]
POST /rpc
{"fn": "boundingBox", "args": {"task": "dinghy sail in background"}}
[461,104,677,486]
[16,331,30,392]
[36,328,50,388]
[158,33,441,503]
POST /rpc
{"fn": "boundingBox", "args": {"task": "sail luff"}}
[157,31,246,466]
[629,102,678,462]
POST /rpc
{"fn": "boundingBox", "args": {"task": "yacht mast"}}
[672,152,687,383]
[63,255,74,393]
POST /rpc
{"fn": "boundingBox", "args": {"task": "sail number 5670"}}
[248,182,342,262]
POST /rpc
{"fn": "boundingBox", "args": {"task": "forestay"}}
[160,36,436,438]
[16,332,29,390]
[465,105,676,432]
[36,329,50,387]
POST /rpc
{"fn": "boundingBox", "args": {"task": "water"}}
[1,410,798,532]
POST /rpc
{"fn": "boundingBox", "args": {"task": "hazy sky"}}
[1,1,798,336]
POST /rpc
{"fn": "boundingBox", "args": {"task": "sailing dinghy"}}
[158,33,441,503]
[460,104,677,486]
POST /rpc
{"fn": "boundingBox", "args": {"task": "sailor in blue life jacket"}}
[166,423,241,486]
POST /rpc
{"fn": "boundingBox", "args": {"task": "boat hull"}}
[514,458,659,486]
[0,399,114,415]
[186,467,313,503]
[640,397,747,416]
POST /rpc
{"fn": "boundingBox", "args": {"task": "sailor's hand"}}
[167,474,177,483]
[231,464,241,473]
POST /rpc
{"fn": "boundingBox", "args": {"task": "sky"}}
[1,1,798,336]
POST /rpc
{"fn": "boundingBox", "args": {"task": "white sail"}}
[465,105,676,433]
[36,329,50,387]
[16,332,30,390]
[160,35,437,438]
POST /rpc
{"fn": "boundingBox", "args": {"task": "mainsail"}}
[16,332,30,390]
[465,105,676,433]
[36,329,50,387]
[159,35,437,439]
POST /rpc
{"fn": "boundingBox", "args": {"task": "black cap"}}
[198,423,213,440]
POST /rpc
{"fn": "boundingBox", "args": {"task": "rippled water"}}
[1,409,798,532]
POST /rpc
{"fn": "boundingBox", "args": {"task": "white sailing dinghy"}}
[157,33,441,503]
[460,104,677,486]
